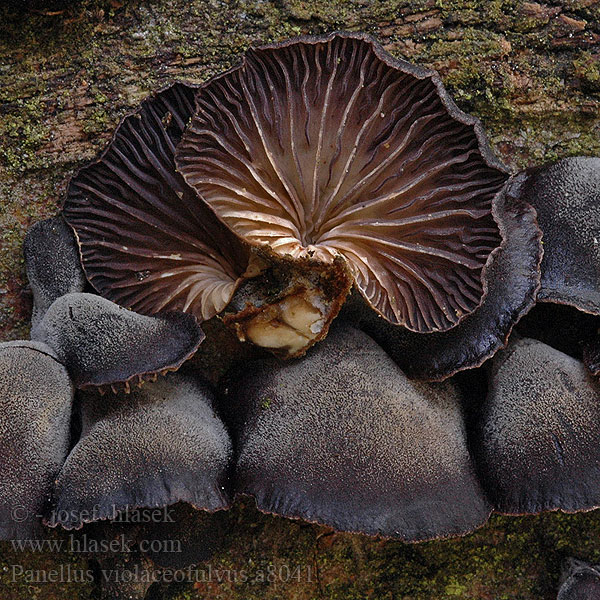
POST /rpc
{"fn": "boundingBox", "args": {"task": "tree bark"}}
[1,1,600,598]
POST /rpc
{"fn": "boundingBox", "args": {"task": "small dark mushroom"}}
[473,337,600,514]
[221,324,491,540]
[177,32,509,335]
[32,292,204,391]
[341,177,542,380]
[558,559,600,600]
[48,373,231,530]
[517,157,600,314]
[0,340,73,539]
[23,215,86,335]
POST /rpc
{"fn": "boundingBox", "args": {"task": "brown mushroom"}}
[341,177,542,380]
[176,32,509,336]
[62,81,352,359]
[63,82,249,324]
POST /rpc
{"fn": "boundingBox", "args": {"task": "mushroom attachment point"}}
[223,251,352,358]
[221,324,491,540]
[177,32,509,334]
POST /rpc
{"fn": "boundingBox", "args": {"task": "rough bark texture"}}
[1,1,600,599]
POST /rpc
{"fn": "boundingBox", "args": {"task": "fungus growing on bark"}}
[0,341,73,539]
[473,337,600,514]
[177,32,509,336]
[221,324,491,540]
[62,81,351,359]
[62,34,510,358]
[516,157,600,314]
[342,178,542,380]
[32,293,204,391]
[48,373,231,530]
[23,216,86,335]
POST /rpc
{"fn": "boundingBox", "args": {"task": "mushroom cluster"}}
[3,31,600,574]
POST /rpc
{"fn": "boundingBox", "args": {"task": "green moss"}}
[0,97,52,173]
[82,107,111,135]
[573,51,600,94]
[135,506,600,600]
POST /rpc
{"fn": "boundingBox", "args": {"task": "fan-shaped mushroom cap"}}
[62,82,249,323]
[62,81,348,359]
[32,292,204,391]
[0,340,73,539]
[341,179,542,380]
[517,157,600,314]
[221,324,491,540]
[48,373,231,530]
[23,216,86,335]
[473,337,600,514]
[177,32,508,334]
[558,559,600,600]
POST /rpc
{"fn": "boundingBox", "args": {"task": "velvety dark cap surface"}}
[558,559,600,600]
[519,157,600,314]
[473,337,600,515]
[32,292,204,390]
[222,324,491,540]
[23,215,86,334]
[0,340,73,539]
[48,373,231,530]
